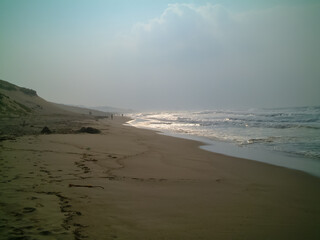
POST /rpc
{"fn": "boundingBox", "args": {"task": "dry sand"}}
[0,116,319,240]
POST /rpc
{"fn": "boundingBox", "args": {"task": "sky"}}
[0,0,319,110]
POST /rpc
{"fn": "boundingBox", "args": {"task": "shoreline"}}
[1,116,320,239]
[127,120,320,178]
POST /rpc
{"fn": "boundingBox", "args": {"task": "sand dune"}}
[0,80,110,137]
[0,79,109,117]
[0,79,70,115]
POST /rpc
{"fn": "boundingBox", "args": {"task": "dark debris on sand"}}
[40,126,52,134]
[77,127,101,134]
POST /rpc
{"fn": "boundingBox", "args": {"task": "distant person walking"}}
[111,114,113,120]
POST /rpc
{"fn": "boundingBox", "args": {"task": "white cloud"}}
[104,3,320,109]
[130,4,231,59]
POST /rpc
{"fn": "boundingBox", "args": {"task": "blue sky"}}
[1,0,319,110]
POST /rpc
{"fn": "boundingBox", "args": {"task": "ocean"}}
[128,106,320,177]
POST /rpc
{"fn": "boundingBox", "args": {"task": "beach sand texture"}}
[0,116,319,240]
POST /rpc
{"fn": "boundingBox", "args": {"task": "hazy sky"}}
[1,0,319,110]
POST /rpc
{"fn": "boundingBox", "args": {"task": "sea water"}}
[128,106,320,177]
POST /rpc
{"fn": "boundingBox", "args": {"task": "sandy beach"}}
[0,116,319,240]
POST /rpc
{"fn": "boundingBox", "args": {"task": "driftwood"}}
[68,184,104,189]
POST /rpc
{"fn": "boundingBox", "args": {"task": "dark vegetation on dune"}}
[0,92,32,115]
[0,79,37,96]
[0,80,36,116]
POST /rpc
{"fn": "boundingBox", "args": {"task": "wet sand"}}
[0,116,320,239]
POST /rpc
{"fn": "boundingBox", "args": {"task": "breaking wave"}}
[129,106,320,161]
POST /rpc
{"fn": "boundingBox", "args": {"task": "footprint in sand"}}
[10,227,25,236]
[27,196,38,200]
[39,230,52,236]
[10,211,23,218]
[22,207,36,214]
